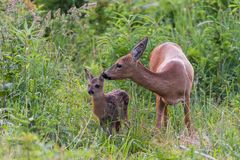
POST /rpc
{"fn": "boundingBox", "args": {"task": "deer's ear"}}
[131,37,148,61]
[99,74,104,82]
[84,68,93,81]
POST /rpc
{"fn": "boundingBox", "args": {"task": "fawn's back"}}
[105,90,129,120]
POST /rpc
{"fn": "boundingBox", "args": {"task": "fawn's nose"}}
[102,72,111,80]
[88,89,94,95]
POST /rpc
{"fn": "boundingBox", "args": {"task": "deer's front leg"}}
[156,96,167,128]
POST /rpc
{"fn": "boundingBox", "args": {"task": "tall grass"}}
[0,0,239,159]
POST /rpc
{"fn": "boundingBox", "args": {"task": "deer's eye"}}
[116,63,122,68]
[95,84,100,88]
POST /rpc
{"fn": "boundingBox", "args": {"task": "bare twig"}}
[179,145,216,160]
[81,2,97,10]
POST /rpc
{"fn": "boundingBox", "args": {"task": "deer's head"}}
[84,68,104,95]
[102,37,148,80]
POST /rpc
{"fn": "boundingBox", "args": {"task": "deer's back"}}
[149,42,194,104]
[150,42,194,83]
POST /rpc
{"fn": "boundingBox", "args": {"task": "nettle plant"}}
[0,1,63,131]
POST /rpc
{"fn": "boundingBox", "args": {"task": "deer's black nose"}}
[102,72,111,80]
[88,89,94,95]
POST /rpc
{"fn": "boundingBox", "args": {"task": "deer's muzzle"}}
[102,72,111,80]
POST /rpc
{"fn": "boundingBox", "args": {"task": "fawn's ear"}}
[131,37,148,62]
[84,68,93,81]
[99,74,104,82]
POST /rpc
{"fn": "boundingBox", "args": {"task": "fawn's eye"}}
[116,63,122,68]
[95,84,100,88]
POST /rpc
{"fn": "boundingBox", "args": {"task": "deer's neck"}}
[92,92,107,118]
[130,62,169,97]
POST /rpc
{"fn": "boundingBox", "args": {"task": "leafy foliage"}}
[0,0,239,159]
[34,0,86,13]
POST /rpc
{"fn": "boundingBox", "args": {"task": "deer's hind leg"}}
[164,102,168,127]
[156,95,167,129]
[182,95,192,134]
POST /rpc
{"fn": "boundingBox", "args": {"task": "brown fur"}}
[84,69,129,135]
[103,37,194,134]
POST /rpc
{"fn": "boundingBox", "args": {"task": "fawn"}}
[84,68,129,134]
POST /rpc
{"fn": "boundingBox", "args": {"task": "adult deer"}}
[102,37,194,133]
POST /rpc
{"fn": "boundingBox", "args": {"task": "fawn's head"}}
[84,68,104,95]
[102,37,148,80]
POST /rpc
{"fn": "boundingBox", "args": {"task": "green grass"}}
[1,83,239,159]
[0,0,240,159]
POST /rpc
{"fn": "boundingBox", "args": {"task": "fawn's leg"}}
[100,119,112,135]
[156,95,167,128]
[183,95,192,134]
[108,123,113,135]
[115,121,121,133]
[100,120,107,132]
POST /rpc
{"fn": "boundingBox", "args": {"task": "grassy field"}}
[0,0,239,159]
